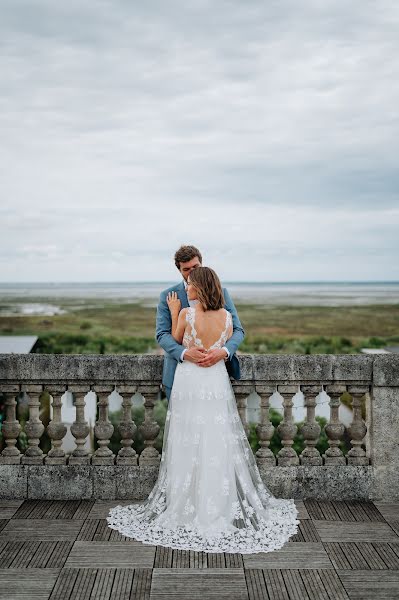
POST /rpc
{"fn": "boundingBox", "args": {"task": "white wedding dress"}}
[107,307,299,553]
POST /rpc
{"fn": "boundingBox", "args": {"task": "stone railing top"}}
[0,353,398,386]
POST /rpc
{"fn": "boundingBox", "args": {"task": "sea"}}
[0,281,398,316]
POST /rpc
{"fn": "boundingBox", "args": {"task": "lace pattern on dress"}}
[107,309,299,554]
[183,307,232,350]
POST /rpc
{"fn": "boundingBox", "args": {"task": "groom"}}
[155,244,245,400]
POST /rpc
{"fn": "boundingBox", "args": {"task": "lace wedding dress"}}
[107,307,299,553]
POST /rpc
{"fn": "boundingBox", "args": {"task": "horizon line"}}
[0,280,398,285]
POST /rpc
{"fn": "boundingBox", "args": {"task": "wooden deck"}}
[0,499,399,599]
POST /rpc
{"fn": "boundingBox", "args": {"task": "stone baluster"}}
[92,387,115,465]
[0,385,21,464]
[255,385,276,466]
[68,386,91,465]
[45,386,67,465]
[232,385,251,437]
[277,385,299,466]
[21,385,45,465]
[299,385,322,465]
[117,386,138,465]
[138,385,161,465]
[323,385,346,465]
[347,386,369,465]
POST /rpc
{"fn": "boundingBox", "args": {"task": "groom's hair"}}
[188,267,225,311]
[174,245,202,269]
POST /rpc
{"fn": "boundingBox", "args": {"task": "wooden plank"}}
[373,503,399,522]
[1,541,24,567]
[108,529,137,542]
[0,500,23,519]
[12,500,40,519]
[44,501,67,519]
[358,542,388,569]
[154,545,173,568]
[323,543,352,570]
[313,520,399,543]
[300,520,321,542]
[283,569,309,600]
[295,501,310,520]
[318,502,341,521]
[49,568,79,600]
[304,500,325,520]
[10,541,41,568]
[345,501,373,522]
[29,541,58,568]
[360,502,386,522]
[130,568,152,600]
[172,549,190,568]
[299,569,329,600]
[243,543,333,569]
[0,519,83,541]
[316,569,349,600]
[111,568,134,600]
[207,553,225,568]
[337,569,399,599]
[90,568,116,600]
[77,519,99,541]
[58,500,82,520]
[73,501,95,520]
[87,500,137,519]
[388,520,399,536]
[372,542,399,569]
[150,568,248,600]
[263,569,289,600]
[65,541,155,568]
[340,542,370,570]
[93,519,112,542]
[29,500,54,519]
[190,550,207,569]
[225,553,244,568]
[331,501,356,522]
[47,541,74,568]
[72,568,97,600]
[245,568,270,600]
[0,519,7,533]
[0,568,59,600]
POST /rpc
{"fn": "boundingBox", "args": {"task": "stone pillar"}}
[21,385,45,465]
[138,385,161,465]
[299,385,322,465]
[255,385,276,466]
[92,387,115,465]
[232,385,251,437]
[68,386,91,465]
[45,386,67,465]
[370,355,399,500]
[277,385,299,466]
[117,386,138,465]
[323,385,346,465]
[347,385,369,466]
[0,385,21,464]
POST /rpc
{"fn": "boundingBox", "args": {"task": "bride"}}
[107,266,299,553]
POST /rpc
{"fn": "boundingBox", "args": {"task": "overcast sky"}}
[1,0,398,282]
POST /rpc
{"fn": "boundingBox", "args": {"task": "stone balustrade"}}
[0,353,398,501]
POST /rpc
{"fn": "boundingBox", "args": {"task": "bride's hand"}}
[166,291,181,314]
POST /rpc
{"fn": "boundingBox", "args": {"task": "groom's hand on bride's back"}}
[183,347,207,363]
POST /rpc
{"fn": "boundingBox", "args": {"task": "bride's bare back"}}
[183,306,233,351]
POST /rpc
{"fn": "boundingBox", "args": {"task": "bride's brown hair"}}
[188,266,225,311]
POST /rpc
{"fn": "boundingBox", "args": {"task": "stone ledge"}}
[0,464,379,501]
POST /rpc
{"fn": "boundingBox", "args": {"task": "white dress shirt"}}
[180,280,230,362]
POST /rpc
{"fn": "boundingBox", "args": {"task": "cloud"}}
[0,0,398,281]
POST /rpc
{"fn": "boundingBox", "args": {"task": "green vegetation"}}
[0,298,398,355]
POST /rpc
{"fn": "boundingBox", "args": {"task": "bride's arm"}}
[171,309,188,343]
[166,292,188,343]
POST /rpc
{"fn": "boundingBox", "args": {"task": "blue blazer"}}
[155,281,245,395]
